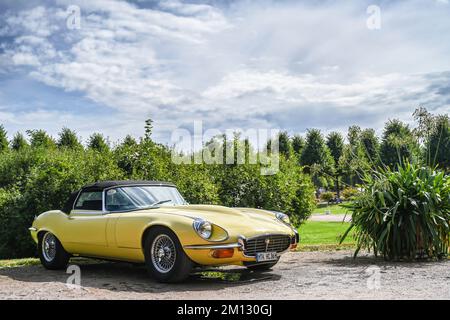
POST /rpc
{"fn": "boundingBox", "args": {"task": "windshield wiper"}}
[151,199,172,206]
[131,200,173,211]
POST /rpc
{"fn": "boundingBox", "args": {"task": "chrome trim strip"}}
[69,210,104,216]
[293,229,300,244]
[72,189,82,212]
[184,243,241,250]
[28,227,37,231]
[245,233,292,240]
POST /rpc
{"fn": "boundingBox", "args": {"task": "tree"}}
[326,132,344,198]
[57,127,82,150]
[326,132,344,165]
[347,125,361,149]
[11,132,28,151]
[265,131,291,158]
[291,134,305,156]
[277,131,291,158]
[380,119,417,168]
[122,135,137,147]
[88,133,109,153]
[26,129,56,149]
[0,125,8,153]
[341,126,380,186]
[360,128,380,165]
[144,118,153,140]
[300,129,334,188]
[413,106,435,147]
[428,115,450,171]
[114,135,139,177]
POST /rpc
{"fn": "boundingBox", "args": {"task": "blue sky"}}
[0,0,450,146]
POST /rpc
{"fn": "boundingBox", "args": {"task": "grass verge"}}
[0,258,40,268]
[297,220,355,248]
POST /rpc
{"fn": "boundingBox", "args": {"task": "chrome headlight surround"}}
[275,212,291,225]
[193,219,212,239]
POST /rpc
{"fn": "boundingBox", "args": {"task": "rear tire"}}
[144,226,193,283]
[38,232,70,270]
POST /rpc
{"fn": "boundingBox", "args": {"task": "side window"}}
[74,191,103,211]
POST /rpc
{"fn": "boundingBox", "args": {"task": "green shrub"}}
[320,191,334,202]
[0,148,124,258]
[341,163,450,260]
[0,136,316,258]
[342,187,359,201]
[259,157,316,226]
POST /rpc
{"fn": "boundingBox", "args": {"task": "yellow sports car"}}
[29,180,299,282]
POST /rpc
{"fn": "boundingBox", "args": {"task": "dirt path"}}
[0,251,448,300]
[309,214,351,222]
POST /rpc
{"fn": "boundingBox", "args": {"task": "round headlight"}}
[193,219,212,239]
[275,212,290,225]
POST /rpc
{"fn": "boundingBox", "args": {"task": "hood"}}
[154,204,293,237]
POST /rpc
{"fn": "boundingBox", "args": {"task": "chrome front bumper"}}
[183,243,242,250]
[184,230,299,253]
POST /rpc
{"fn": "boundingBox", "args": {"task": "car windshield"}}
[105,186,187,212]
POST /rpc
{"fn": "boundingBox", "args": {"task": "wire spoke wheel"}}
[151,234,176,273]
[42,233,57,262]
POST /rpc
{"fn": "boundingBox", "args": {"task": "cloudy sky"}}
[0,0,449,147]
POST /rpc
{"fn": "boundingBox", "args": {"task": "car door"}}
[64,190,109,251]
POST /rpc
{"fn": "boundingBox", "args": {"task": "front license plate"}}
[256,252,278,262]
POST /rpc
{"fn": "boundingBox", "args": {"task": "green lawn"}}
[313,203,351,215]
[297,221,355,250]
[0,258,40,268]
[0,257,100,269]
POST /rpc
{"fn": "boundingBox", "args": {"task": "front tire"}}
[144,227,193,283]
[38,232,70,270]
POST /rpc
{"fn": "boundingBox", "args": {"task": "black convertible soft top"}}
[61,180,175,213]
[81,180,175,192]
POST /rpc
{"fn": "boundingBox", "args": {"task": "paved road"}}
[0,251,448,300]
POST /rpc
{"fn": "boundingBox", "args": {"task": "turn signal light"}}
[211,248,234,258]
[290,243,297,250]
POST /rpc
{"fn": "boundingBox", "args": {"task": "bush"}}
[0,148,124,258]
[341,163,450,260]
[320,191,334,202]
[259,157,316,226]
[341,187,359,201]
[0,135,316,258]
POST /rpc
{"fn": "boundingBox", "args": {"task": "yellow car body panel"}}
[30,203,297,266]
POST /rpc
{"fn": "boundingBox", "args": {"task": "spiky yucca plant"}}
[341,163,449,260]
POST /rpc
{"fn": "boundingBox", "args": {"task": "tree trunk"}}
[335,176,340,198]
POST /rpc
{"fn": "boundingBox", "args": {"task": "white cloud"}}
[11,52,41,66]
[0,0,449,144]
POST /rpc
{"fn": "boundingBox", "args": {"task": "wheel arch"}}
[141,223,175,253]
[36,228,69,253]
[37,228,55,241]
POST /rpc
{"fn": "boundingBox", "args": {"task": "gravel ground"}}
[0,251,448,300]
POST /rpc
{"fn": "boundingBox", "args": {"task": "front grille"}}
[243,234,291,257]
